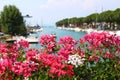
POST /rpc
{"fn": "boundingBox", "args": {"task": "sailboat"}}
[32,24,43,32]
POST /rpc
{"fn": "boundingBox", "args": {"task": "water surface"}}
[29,26,87,49]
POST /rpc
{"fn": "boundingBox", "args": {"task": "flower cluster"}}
[58,36,77,59]
[68,54,85,67]
[0,32,120,79]
[11,61,37,77]
[39,34,56,53]
[14,39,29,48]
[0,40,36,79]
[26,48,39,61]
[81,32,120,49]
[80,32,120,62]
[38,53,74,77]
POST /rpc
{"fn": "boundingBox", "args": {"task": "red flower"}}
[89,53,100,62]
[59,36,76,46]
[14,40,29,48]
[39,34,56,52]
[103,52,113,59]
[0,62,5,74]
[26,49,39,61]
[39,34,56,45]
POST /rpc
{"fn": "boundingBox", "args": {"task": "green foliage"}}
[89,59,120,80]
[0,19,1,32]
[56,17,86,27]
[56,18,69,27]
[56,8,120,27]
[99,10,114,22]
[86,13,99,23]
[0,5,27,36]
[113,8,120,24]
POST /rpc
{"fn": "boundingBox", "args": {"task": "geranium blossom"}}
[59,36,77,46]
[12,61,37,78]
[83,32,119,49]
[38,53,74,77]
[39,34,56,52]
[58,48,73,60]
[68,54,85,67]
[39,34,56,45]
[103,52,113,59]
[26,48,39,61]
[0,59,6,74]
[58,36,77,60]
[0,32,120,79]
[88,53,100,62]
[14,39,29,48]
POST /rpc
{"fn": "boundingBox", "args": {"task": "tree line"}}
[56,8,120,30]
[0,5,27,36]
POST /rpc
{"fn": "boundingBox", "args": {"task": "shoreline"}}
[57,27,120,36]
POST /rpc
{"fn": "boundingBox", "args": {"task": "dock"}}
[6,36,38,43]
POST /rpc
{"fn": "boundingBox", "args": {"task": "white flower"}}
[68,54,85,67]
[115,51,120,58]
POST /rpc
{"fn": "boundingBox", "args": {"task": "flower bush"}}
[0,32,120,80]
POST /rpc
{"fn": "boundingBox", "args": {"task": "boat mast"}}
[41,18,43,27]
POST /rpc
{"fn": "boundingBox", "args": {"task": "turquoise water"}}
[29,26,87,49]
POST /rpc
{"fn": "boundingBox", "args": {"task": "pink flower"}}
[11,62,23,75]
[58,48,72,60]
[79,38,86,45]
[103,52,113,59]
[115,48,120,58]
[116,36,120,46]
[39,34,56,45]
[0,44,9,53]
[14,40,29,48]
[58,36,77,60]
[38,53,57,66]
[59,36,76,46]
[49,62,65,77]
[77,49,85,58]
[88,53,100,62]
[39,34,56,52]
[26,48,39,61]
[50,63,74,77]
[12,61,37,78]
[65,64,74,77]
[38,53,74,78]
[46,43,56,52]
[22,61,37,77]
[49,61,74,77]
[81,32,120,50]
[11,52,19,61]
[0,62,5,74]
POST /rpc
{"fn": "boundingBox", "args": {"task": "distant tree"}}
[113,8,120,24]
[56,8,120,29]
[99,10,114,23]
[85,13,99,23]
[69,17,77,24]
[0,5,27,35]
[0,14,1,31]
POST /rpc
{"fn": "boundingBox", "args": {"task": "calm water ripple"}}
[29,26,87,49]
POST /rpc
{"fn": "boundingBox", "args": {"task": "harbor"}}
[0,0,120,80]
[57,27,120,36]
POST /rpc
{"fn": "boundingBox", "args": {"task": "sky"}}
[0,0,120,26]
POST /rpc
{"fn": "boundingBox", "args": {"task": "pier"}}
[6,36,38,43]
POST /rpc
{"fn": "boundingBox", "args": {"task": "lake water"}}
[29,26,87,49]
